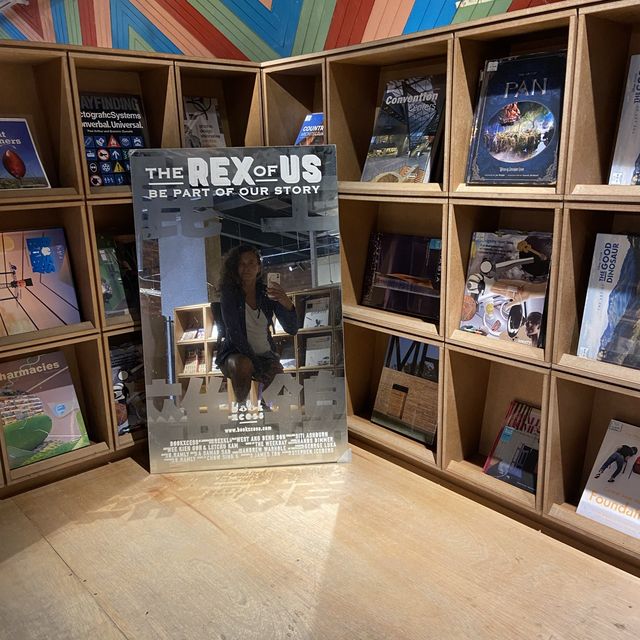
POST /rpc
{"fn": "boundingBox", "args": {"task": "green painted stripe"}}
[488,0,512,15]
[293,0,336,56]
[129,26,154,52]
[189,0,279,61]
[0,25,11,39]
[65,0,82,46]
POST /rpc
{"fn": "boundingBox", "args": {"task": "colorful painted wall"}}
[0,0,563,61]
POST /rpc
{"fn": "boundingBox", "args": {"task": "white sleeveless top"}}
[245,303,271,355]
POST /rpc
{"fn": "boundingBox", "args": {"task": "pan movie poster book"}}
[466,51,567,185]
[577,234,640,371]
[361,75,445,184]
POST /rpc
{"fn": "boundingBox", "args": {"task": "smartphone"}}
[267,272,280,287]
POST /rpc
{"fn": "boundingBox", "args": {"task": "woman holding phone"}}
[215,244,298,406]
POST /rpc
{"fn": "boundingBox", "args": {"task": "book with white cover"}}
[577,419,640,539]
[303,296,330,328]
[609,55,640,185]
[304,335,331,367]
[183,96,226,149]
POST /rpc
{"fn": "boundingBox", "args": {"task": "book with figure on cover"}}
[0,228,81,337]
[294,113,324,146]
[577,419,640,539]
[304,335,332,367]
[371,336,439,447]
[0,351,89,469]
[466,51,567,185]
[577,233,640,370]
[459,230,553,347]
[609,55,640,185]
[0,118,50,190]
[303,296,330,328]
[183,96,227,149]
[483,400,541,494]
[110,341,146,435]
[362,232,442,323]
[79,93,147,187]
[361,75,446,184]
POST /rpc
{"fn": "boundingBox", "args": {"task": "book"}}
[303,296,330,328]
[294,112,324,145]
[361,75,446,184]
[0,351,89,469]
[110,341,146,435]
[577,419,640,539]
[371,336,439,447]
[0,228,81,337]
[79,93,147,187]
[577,234,640,370]
[362,232,442,323]
[608,55,640,185]
[483,400,541,494]
[0,118,50,190]
[183,96,227,148]
[97,235,129,317]
[275,337,296,369]
[196,346,207,374]
[459,230,553,347]
[182,348,199,374]
[181,319,202,341]
[466,51,567,185]
[304,335,331,367]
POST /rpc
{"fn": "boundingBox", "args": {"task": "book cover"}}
[362,232,442,323]
[0,228,81,337]
[79,93,147,187]
[577,234,640,370]
[361,75,446,184]
[303,296,330,328]
[110,341,146,435]
[304,335,332,367]
[0,351,89,469]
[371,336,439,447]
[294,113,325,146]
[183,96,227,149]
[182,348,199,374]
[577,419,640,539]
[0,118,50,190]
[609,55,640,185]
[459,230,552,347]
[97,234,129,318]
[466,51,567,185]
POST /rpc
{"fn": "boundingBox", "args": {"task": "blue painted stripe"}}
[51,0,70,42]
[433,0,458,26]
[110,0,181,54]
[219,0,302,57]
[0,13,26,40]
[404,0,442,33]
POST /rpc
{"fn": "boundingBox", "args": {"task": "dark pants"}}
[220,352,283,404]
[598,452,625,479]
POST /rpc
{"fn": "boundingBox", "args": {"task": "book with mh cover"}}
[466,51,567,185]
[183,96,227,149]
[0,351,89,469]
[79,93,147,187]
[110,340,146,435]
[303,296,330,328]
[0,118,50,190]
[304,335,332,367]
[372,336,439,447]
[609,55,640,185]
[483,400,541,494]
[459,230,553,347]
[362,232,442,323]
[97,234,129,318]
[577,419,640,539]
[294,113,325,146]
[361,75,446,184]
[0,228,81,337]
[577,234,640,370]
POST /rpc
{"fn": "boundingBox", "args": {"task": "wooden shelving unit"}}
[0,0,639,571]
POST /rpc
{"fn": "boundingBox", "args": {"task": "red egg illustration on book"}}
[2,148,26,179]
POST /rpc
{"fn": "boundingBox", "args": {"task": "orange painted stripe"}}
[363,0,412,42]
[94,1,112,49]
[259,0,273,8]
[36,0,56,42]
[78,0,97,47]
[9,0,44,39]
[328,0,375,48]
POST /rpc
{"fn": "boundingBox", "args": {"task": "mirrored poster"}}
[130,146,348,473]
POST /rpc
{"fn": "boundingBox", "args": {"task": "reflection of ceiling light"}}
[288,262,305,272]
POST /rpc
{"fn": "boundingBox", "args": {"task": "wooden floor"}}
[1,446,639,640]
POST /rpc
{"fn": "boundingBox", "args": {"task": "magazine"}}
[361,75,446,184]
[79,93,147,187]
[577,234,640,370]
[304,335,331,367]
[294,112,324,145]
[0,118,49,190]
[183,96,226,148]
[303,296,330,328]
[97,235,129,317]
[0,351,89,469]
[362,232,441,323]
[466,51,567,185]
[371,336,439,447]
[459,230,553,347]
[577,419,640,539]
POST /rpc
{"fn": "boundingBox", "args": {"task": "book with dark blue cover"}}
[0,118,50,190]
[294,112,324,145]
[466,51,567,185]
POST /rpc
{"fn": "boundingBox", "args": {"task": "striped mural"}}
[0,0,564,61]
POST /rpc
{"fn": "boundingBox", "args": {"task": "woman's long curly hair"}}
[218,244,262,292]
